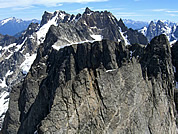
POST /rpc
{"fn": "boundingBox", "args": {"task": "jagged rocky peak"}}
[1,32,177,133]
[157,20,164,25]
[149,20,155,25]
[146,21,156,41]
[40,10,74,27]
[75,13,81,20]
[37,7,148,45]
[40,11,54,26]
[3,8,176,133]
[77,8,148,45]
[118,18,128,31]
[81,7,117,28]
[84,7,94,14]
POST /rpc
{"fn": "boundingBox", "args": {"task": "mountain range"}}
[0,17,40,36]
[0,7,177,133]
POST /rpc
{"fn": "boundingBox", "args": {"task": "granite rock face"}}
[1,34,177,133]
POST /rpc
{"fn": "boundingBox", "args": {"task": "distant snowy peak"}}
[152,19,177,27]
[139,20,178,42]
[0,17,24,26]
[0,17,14,25]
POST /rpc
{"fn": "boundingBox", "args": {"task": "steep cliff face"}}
[1,33,176,133]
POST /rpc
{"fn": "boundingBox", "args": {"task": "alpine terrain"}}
[0,7,177,133]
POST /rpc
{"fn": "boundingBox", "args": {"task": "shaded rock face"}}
[40,11,54,26]
[0,34,16,48]
[174,26,178,39]
[171,41,178,125]
[1,34,176,133]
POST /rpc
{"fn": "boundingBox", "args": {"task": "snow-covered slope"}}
[0,91,9,129]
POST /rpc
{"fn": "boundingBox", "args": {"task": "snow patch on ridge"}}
[52,40,93,51]
[5,70,13,77]
[0,78,7,88]
[0,43,17,59]
[119,28,130,45]
[20,53,37,75]
[90,35,103,41]
[2,43,16,51]
[170,40,177,46]
[15,37,27,52]
[0,91,9,129]
[52,35,103,51]
[106,69,116,72]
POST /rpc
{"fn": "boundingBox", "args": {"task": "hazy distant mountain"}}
[123,19,149,30]
[0,17,40,36]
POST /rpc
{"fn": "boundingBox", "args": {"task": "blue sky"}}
[0,0,178,22]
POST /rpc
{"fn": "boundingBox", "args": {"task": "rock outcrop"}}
[1,33,177,133]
